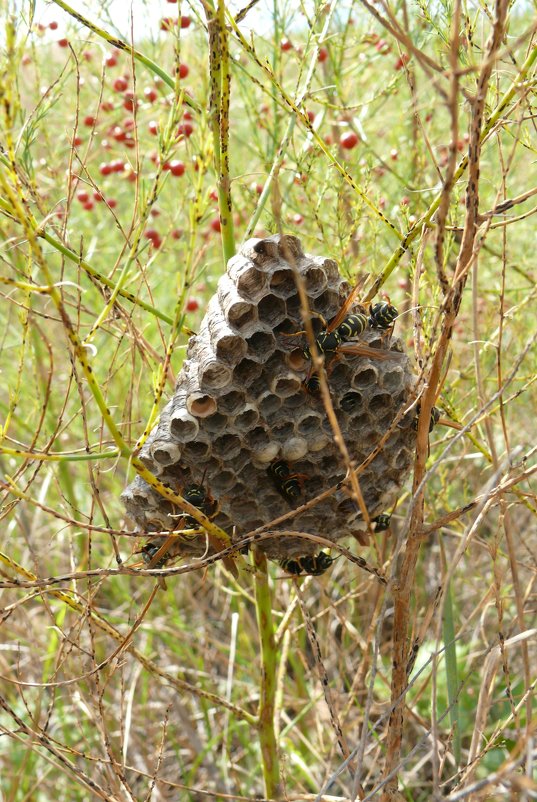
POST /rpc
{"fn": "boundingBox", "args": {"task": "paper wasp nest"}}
[122,235,417,565]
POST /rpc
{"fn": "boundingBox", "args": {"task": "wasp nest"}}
[122,234,417,566]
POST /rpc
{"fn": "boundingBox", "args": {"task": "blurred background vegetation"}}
[0,1,536,800]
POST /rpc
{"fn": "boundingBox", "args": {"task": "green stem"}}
[253,548,281,799]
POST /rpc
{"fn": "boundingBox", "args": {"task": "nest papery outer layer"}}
[122,234,417,562]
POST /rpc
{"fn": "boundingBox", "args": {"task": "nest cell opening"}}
[271,373,302,398]
[170,411,200,442]
[297,413,322,436]
[198,360,233,392]
[235,266,269,301]
[233,406,260,431]
[181,439,212,461]
[233,358,263,387]
[245,330,276,362]
[217,390,246,416]
[255,390,281,417]
[257,294,287,327]
[151,443,182,466]
[269,270,297,299]
[304,266,328,296]
[187,393,218,418]
[215,334,248,365]
[202,412,229,434]
[352,367,378,387]
[227,300,257,331]
[212,433,243,459]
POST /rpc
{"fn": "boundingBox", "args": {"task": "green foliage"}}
[0,1,536,800]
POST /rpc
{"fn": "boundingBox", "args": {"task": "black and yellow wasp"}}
[288,282,401,366]
[267,460,307,503]
[280,551,333,576]
[138,483,219,570]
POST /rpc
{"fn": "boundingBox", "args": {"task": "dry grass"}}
[0,1,536,800]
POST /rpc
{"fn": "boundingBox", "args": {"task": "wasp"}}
[182,483,218,528]
[280,551,333,576]
[138,482,219,571]
[302,373,321,395]
[140,541,169,568]
[372,513,391,532]
[267,460,306,502]
[412,405,441,433]
[368,301,399,330]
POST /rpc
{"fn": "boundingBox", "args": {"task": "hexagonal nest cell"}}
[122,234,418,569]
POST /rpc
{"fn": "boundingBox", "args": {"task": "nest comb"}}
[122,234,417,565]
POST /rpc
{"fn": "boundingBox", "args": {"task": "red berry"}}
[292,213,304,225]
[160,17,175,31]
[176,122,193,138]
[104,52,118,67]
[123,91,138,112]
[180,15,191,28]
[390,148,398,161]
[178,63,189,79]
[83,115,96,127]
[99,162,113,175]
[83,50,92,62]
[57,38,69,47]
[318,47,328,63]
[340,131,359,150]
[400,196,410,207]
[148,120,158,135]
[394,54,410,70]
[306,110,315,123]
[376,39,391,54]
[93,191,104,202]
[281,38,293,52]
[168,159,185,176]
[186,298,199,312]
[144,228,160,240]
[22,54,31,65]
[49,21,58,30]
[209,189,218,202]
[73,136,83,146]
[167,0,177,2]
[210,217,221,232]
[76,190,90,203]
[113,76,128,92]
[106,198,117,209]
[111,159,125,173]
[144,87,158,103]
[171,228,183,239]
[183,110,193,120]
[100,100,114,112]
[82,201,94,211]
[111,125,126,141]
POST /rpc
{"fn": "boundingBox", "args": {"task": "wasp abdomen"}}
[369,302,398,330]
[302,329,342,360]
[141,542,168,568]
[280,551,333,576]
[336,312,368,342]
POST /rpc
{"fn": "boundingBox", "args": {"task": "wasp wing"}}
[337,343,406,361]
[326,278,367,333]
